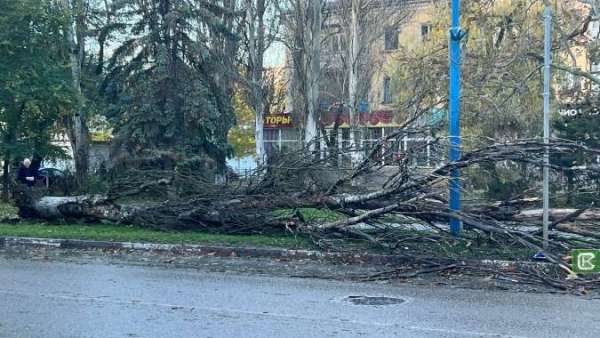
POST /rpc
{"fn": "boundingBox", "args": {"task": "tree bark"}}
[247,0,268,164]
[514,208,600,221]
[303,0,323,151]
[348,0,362,165]
[2,156,10,202]
[255,105,266,162]
[65,0,91,189]
[18,194,124,221]
[13,189,291,234]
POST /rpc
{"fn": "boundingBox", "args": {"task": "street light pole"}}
[449,0,465,236]
[542,5,553,250]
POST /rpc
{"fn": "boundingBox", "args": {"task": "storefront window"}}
[263,128,300,157]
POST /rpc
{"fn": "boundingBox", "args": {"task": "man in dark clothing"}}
[17,158,37,187]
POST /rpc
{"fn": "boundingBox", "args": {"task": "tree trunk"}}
[2,156,10,202]
[304,0,322,151]
[17,194,125,221]
[12,189,289,233]
[255,104,266,162]
[247,0,267,164]
[65,0,90,189]
[514,208,600,221]
[348,0,362,165]
[67,116,91,189]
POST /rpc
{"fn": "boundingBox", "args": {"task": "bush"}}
[0,202,19,221]
[466,163,533,201]
[85,175,110,194]
[46,169,76,196]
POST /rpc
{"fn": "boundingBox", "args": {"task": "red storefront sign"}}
[320,110,395,127]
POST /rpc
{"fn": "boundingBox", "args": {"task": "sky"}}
[264,41,286,68]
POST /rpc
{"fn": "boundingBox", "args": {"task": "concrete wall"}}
[45,141,110,174]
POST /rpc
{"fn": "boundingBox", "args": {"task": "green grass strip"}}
[0,222,311,249]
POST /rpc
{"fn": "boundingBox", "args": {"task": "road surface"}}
[0,253,599,338]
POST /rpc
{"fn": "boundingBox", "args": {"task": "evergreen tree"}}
[101,0,237,167]
[552,109,600,206]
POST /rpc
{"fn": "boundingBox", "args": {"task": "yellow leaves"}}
[228,87,256,157]
[90,131,112,143]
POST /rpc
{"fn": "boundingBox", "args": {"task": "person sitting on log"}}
[17,158,38,187]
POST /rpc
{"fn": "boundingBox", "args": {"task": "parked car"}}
[38,167,64,179]
[38,168,64,187]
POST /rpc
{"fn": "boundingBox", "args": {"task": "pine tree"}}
[101,0,237,167]
[552,111,600,206]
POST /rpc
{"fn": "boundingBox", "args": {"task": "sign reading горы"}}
[264,114,292,128]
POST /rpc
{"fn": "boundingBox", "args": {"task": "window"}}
[383,77,392,104]
[263,128,300,158]
[421,24,431,41]
[384,28,399,50]
[358,99,369,113]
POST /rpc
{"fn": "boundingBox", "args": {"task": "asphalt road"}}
[1,254,599,338]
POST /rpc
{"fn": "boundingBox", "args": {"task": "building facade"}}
[267,0,598,166]
[267,0,440,166]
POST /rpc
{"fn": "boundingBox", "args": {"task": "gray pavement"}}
[1,253,599,338]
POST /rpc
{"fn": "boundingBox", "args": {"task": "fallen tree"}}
[12,137,600,292]
[514,208,600,221]
[15,138,600,236]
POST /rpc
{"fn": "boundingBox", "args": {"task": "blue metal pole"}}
[449,0,465,236]
[542,5,552,250]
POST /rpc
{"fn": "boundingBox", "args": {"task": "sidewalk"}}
[1,235,549,271]
[0,236,412,265]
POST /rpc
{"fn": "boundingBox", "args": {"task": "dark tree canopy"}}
[0,0,72,162]
[101,0,237,163]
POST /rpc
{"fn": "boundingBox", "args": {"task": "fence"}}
[260,126,442,168]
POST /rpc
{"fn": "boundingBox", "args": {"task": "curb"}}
[0,236,412,265]
[0,236,551,270]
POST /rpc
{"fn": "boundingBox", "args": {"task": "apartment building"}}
[266,0,439,165]
[267,0,597,165]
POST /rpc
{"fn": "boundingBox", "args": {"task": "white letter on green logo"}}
[577,252,596,271]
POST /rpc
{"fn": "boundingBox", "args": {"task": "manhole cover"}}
[344,296,405,306]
